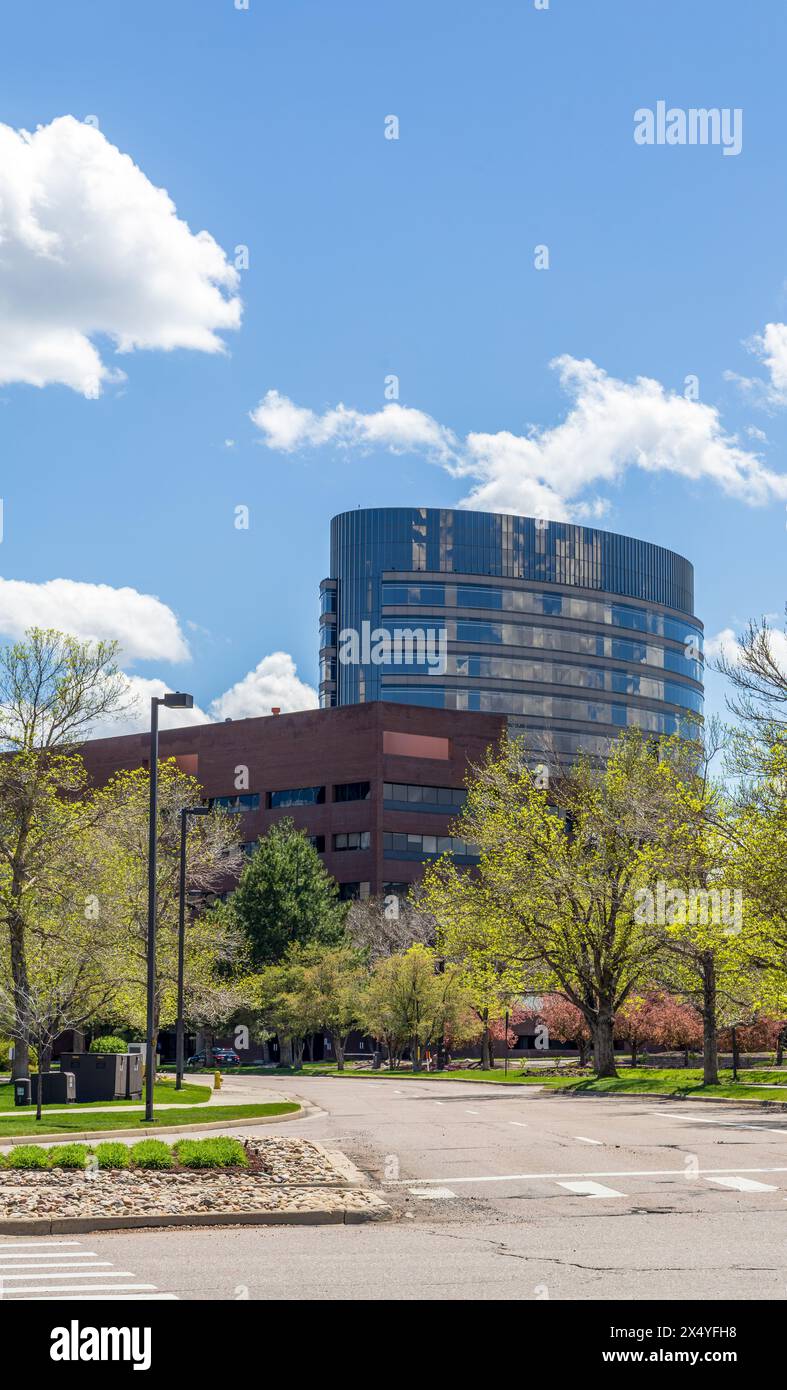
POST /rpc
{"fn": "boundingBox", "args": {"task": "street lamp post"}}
[176,805,210,1090]
[145,691,194,1123]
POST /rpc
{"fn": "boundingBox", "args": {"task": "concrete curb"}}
[0,1201,391,1236]
[0,1102,312,1147]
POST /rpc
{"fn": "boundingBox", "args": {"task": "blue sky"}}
[1,0,785,727]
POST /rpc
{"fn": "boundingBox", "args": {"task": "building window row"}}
[333,831,371,851]
[267,782,371,809]
[381,686,699,735]
[383,782,466,807]
[209,793,261,812]
[383,831,479,860]
[382,585,703,647]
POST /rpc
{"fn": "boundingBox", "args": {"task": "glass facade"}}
[321,508,703,758]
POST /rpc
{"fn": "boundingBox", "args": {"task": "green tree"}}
[423,730,710,1078]
[360,944,477,1071]
[296,940,368,1069]
[0,628,126,1077]
[225,819,346,967]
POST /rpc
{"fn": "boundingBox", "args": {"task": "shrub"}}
[94,1142,131,1169]
[89,1036,129,1054]
[0,1039,37,1069]
[48,1143,89,1170]
[174,1137,248,1169]
[129,1139,174,1170]
[5,1145,50,1169]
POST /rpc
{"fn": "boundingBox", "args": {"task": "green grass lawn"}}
[0,1077,211,1112]
[0,1101,299,1139]
[287,1062,787,1101]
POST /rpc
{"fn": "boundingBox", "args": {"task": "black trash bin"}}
[14,1078,31,1106]
[31,1071,76,1105]
[59,1052,128,1102]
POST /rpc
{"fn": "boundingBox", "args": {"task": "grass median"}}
[0,1101,299,1140]
[277,1063,787,1102]
[0,1077,211,1112]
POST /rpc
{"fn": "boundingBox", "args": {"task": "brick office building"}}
[79,701,507,900]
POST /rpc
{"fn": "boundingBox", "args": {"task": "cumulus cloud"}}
[89,673,213,739]
[250,390,458,463]
[210,652,319,721]
[251,358,787,519]
[0,576,190,661]
[0,115,241,396]
[705,622,787,674]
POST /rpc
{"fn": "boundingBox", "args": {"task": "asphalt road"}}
[3,1073,787,1301]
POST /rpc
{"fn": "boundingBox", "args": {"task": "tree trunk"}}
[577,1038,588,1067]
[702,953,719,1086]
[333,1034,345,1071]
[684,1046,690,1068]
[411,1036,422,1072]
[306,1034,315,1063]
[776,1027,786,1067]
[9,911,31,1080]
[40,1042,53,1074]
[591,1009,618,1078]
[35,1068,43,1122]
[630,1041,638,1068]
[480,1011,494,1070]
[731,1026,740,1082]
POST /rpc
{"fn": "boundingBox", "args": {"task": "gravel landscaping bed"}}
[0,1137,389,1227]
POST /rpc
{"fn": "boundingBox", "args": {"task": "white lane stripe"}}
[2,1283,159,1295]
[466,1109,480,1115]
[0,1262,112,1271]
[574,1136,602,1145]
[510,1121,528,1127]
[387,1164,787,1186]
[0,1241,83,1249]
[657,1112,787,1135]
[15,1293,178,1301]
[705,1176,778,1193]
[0,1252,99,1260]
[558,1181,624,1199]
[0,1270,138,1282]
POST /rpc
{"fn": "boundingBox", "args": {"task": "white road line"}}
[387,1164,787,1186]
[408,1187,457,1200]
[558,1181,625,1199]
[574,1136,602,1145]
[0,1241,83,1249]
[2,1283,160,1296]
[705,1176,778,1193]
[17,1292,178,1301]
[0,1270,139,1282]
[510,1121,528,1127]
[0,1262,112,1271]
[657,1112,787,1135]
[466,1109,480,1115]
[0,1252,99,1261]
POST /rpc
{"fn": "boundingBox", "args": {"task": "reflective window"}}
[333,831,371,851]
[333,781,372,802]
[268,786,325,808]
[381,686,698,735]
[383,782,466,806]
[209,793,260,812]
[383,831,479,859]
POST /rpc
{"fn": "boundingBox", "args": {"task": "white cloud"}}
[0,115,241,397]
[250,390,458,463]
[0,576,190,662]
[250,357,787,519]
[210,651,319,721]
[89,673,213,739]
[705,623,787,674]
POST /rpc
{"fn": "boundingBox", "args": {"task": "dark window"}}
[209,793,260,812]
[333,781,371,802]
[268,786,325,808]
[307,835,325,853]
[382,831,478,859]
[333,831,371,851]
[383,781,466,808]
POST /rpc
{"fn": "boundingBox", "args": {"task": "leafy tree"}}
[360,944,477,1070]
[538,994,592,1066]
[646,992,703,1067]
[346,892,435,960]
[295,940,368,1069]
[224,819,346,967]
[92,760,244,1047]
[423,731,704,1077]
[0,629,126,1077]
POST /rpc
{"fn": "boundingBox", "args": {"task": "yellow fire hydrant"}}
[214,1069,222,1091]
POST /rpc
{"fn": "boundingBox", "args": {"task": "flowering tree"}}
[538,994,592,1066]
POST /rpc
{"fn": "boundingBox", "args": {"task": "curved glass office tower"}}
[319,508,703,760]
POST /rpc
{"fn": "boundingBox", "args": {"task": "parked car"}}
[185,1048,241,1070]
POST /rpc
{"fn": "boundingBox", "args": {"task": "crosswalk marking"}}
[0,1239,177,1301]
[557,1181,625,1199]
[705,1175,778,1193]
